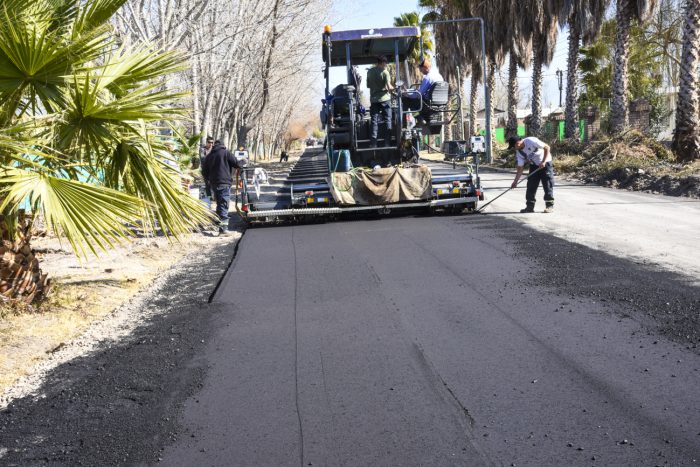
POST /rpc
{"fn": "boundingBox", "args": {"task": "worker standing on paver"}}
[201,140,240,235]
[508,136,555,213]
[366,55,393,148]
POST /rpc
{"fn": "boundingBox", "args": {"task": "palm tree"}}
[610,0,659,132]
[393,11,434,84]
[671,0,700,160]
[505,0,533,140]
[526,0,561,137]
[468,63,481,138]
[0,0,212,302]
[560,0,611,139]
[421,1,468,140]
[475,1,509,149]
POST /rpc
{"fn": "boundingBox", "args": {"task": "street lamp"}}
[556,69,564,108]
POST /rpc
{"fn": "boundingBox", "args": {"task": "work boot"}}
[520,206,535,213]
[543,205,554,213]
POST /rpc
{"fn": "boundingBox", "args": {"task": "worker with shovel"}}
[508,136,555,213]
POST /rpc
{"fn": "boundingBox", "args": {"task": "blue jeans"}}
[370,101,392,146]
[213,184,231,227]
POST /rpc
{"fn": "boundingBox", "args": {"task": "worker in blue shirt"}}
[417,57,444,98]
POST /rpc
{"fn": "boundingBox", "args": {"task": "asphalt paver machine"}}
[239,25,483,224]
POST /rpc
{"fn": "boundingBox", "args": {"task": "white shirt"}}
[419,67,444,96]
[516,137,551,167]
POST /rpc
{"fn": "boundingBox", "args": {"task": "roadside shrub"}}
[554,155,584,173]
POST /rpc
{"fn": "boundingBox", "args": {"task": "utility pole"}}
[556,69,564,108]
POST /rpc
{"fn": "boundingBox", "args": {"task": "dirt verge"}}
[0,229,241,399]
[0,226,241,465]
[553,131,700,198]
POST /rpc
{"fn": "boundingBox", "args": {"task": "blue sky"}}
[326,0,569,110]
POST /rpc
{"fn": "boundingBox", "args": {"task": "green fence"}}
[422,135,442,146]
[483,122,585,144]
[429,120,585,147]
[480,125,526,143]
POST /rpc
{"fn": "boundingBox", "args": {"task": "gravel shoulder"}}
[0,225,241,465]
[0,232,239,394]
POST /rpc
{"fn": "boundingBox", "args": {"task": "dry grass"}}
[443,132,698,197]
[665,159,700,177]
[549,131,700,197]
[554,155,585,174]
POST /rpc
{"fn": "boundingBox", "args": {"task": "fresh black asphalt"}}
[164,214,699,466]
[1,214,698,466]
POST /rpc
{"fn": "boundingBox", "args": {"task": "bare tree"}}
[115,0,330,158]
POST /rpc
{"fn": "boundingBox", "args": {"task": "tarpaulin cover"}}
[328,166,432,205]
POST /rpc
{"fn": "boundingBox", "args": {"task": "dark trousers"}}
[213,184,231,227]
[526,162,555,207]
[370,102,393,146]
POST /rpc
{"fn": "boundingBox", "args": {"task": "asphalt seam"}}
[291,227,305,467]
[208,226,246,303]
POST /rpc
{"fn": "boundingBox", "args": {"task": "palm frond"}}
[103,132,214,237]
[0,0,214,260]
[96,45,189,97]
[0,168,147,257]
[50,72,187,158]
[72,0,128,38]
[0,4,111,115]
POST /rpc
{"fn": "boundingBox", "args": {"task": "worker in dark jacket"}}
[201,140,240,234]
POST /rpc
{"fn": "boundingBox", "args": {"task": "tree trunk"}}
[565,13,581,140]
[672,0,700,161]
[506,51,519,140]
[237,123,255,150]
[444,120,453,142]
[530,49,544,137]
[469,65,479,138]
[445,78,456,142]
[487,60,497,150]
[192,62,201,140]
[0,213,50,303]
[611,0,632,133]
[202,91,214,140]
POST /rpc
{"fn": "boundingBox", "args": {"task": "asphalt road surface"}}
[1,172,698,467]
[476,169,700,281]
[160,212,699,466]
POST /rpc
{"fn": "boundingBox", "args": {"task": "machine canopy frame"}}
[322,27,420,66]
